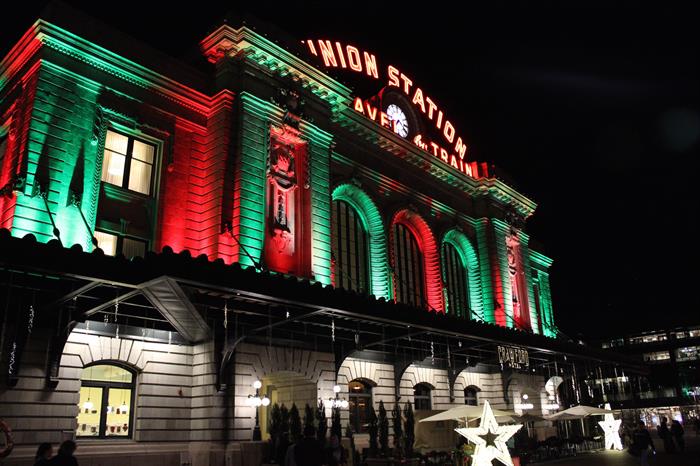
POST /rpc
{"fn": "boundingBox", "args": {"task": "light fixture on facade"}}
[328,384,349,409]
[249,380,269,440]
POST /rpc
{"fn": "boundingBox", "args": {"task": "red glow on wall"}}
[263,127,311,277]
[390,209,444,313]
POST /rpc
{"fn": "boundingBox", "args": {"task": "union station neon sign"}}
[305,39,475,178]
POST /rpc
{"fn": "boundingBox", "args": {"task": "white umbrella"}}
[419,404,516,423]
[545,405,613,421]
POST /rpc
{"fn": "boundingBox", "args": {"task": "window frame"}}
[393,223,426,308]
[332,200,370,294]
[77,362,136,440]
[464,386,479,406]
[101,128,158,196]
[348,379,373,434]
[442,242,470,318]
[413,383,432,411]
[94,228,149,259]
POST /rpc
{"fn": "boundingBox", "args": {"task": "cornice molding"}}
[2,20,221,117]
[201,25,352,113]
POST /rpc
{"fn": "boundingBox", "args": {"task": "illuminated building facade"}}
[0,5,641,465]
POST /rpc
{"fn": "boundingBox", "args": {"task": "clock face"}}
[386,104,409,138]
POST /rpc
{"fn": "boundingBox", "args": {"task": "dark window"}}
[442,242,470,318]
[348,379,373,433]
[332,200,369,293]
[414,383,432,411]
[76,364,135,439]
[464,387,478,406]
[393,223,425,307]
[101,129,156,196]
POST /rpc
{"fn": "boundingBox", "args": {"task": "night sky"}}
[3,2,698,339]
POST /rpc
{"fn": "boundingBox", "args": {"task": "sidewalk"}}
[530,436,700,466]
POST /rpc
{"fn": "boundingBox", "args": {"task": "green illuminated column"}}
[517,232,540,334]
[302,123,333,286]
[11,61,101,249]
[474,219,496,324]
[231,92,270,269]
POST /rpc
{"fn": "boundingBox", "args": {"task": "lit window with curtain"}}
[442,242,470,318]
[331,200,369,293]
[101,129,155,196]
[76,364,135,439]
[392,223,425,307]
[94,230,147,259]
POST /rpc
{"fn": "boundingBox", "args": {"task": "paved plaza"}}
[533,436,700,466]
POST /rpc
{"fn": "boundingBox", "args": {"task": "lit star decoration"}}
[455,400,523,466]
[598,403,622,451]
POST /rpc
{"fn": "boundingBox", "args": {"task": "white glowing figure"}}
[598,403,623,451]
[386,104,409,138]
[455,400,523,466]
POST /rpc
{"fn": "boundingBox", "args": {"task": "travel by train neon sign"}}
[304,40,476,177]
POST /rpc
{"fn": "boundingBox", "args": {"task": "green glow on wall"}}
[474,220,496,324]
[302,122,334,286]
[530,250,556,338]
[233,93,271,269]
[442,229,483,320]
[11,61,101,250]
[332,183,390,299]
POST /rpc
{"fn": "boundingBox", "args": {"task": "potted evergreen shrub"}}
[403,402,415,459]
[392,402,404,459]
[316,400,328,446]
[289,403,302,444]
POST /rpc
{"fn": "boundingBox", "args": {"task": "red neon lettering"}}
[388,66,400,87]
[450,155,459,169]
[412,88,426,113]
[455,138,467,159]
[335,42,347,68]
[380,111,390,128]
[353,97,364,113]
[318,40,337,67]
[440,148,449,163]
[400,73,413,95]
[464,162,473,177]
[364,52,378,78]
[436,110,443,130]
[443,121,455,143]
[347,46,362,72]
[365,102,378,120]
[426,97,437,119]
[429,142,440,157]
[306,40,317,56]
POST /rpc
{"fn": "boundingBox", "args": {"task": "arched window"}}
[442,242,470,318]
[393,223,425,307]
[76,364,135,438]
[348,379,373,433]
[413,383,432,411]
[464,386,479,406]
[332,200,369,293]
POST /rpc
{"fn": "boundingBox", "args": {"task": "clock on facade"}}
[385,103,409,138]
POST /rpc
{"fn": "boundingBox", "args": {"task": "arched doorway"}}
[76,363,136,438]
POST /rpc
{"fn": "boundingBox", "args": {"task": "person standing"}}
[33,443,53,466]
[658,417,675,453]
[632,421,656,466]
[48,441,78,466]
[670,420,685,452]
[325,434,347,466]
[294,425,324,466]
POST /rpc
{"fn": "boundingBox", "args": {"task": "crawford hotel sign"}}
[304,39,483,179]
